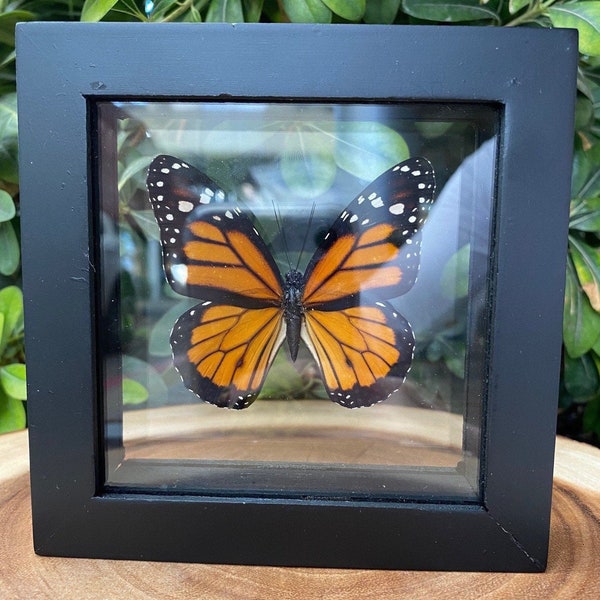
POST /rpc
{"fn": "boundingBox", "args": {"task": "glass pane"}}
[94,100,497,501]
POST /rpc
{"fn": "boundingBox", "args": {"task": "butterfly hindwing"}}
[302,157,435,308]
[302,300,414,408]
[171,301,286,409]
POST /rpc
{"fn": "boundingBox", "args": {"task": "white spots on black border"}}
[389,202,404,215]
[178,200,194,213]
[349,214,358,223]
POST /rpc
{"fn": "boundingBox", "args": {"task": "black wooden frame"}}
[17,23,577,571]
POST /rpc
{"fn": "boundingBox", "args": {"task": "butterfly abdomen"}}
[283,269,305,362]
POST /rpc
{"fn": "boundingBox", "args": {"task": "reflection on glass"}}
[95,101,497,501]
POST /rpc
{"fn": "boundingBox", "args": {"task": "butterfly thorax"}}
[283,269,305,362]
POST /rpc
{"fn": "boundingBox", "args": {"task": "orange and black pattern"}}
[147,155,435,408]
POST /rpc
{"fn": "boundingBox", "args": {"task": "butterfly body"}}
[147,154,435,409]
[282,269,305,362]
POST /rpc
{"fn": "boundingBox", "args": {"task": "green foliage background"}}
[2,0,600,443]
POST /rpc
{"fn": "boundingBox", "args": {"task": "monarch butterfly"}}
[147,154,435,409]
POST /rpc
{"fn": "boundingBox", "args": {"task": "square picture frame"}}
[17,22,577,571]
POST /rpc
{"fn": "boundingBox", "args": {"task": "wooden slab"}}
[1,412,599,598]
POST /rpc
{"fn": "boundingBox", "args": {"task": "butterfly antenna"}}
[272,198,293,272]
[296,202,316,272]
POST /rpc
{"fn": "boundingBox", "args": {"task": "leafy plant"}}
[2,0,600,443]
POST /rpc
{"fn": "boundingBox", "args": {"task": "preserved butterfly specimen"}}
[147,154,435,409]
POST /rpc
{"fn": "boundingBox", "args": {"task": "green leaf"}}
[0,388,25,433]
[440,243,470,299]
[0,363,26,400]
[575,94,594,131]
[570,235,600,310]
[149,299,198,356]
[0,220,20,276]
[564,257,600,357]
[364,0,401,23]
[572,144,600,198]
[130,209,160,241]
[334,122,409,181]
[570,197,600,231]
[509,0,530,15]
[0,93,18,143]
[402,0,499,22]
[0,286,23,357]
[321,0,365,21]
[281,127,337,198]
[548,3,600,56]
[122,378,149,405]
[118,155,153,192]
[122,355,168,404]
[259,353,305,399]
[583,394,600,435]
[81,0,120,22]
[0,11,35,46]
[243,0,264,21]
[0,190,15,222]
[206,0,245,22]
[563,352,599,399]
[281,0,332,22]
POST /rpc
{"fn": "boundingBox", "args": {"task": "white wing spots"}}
[253,227,260,236]
[200,192,213,204]
[212,215,222,222]
[349,214,359,223]
[156,181,164,188]
[216,190,225,201]
[324,232,330,240]
[408,215,417,223]
[411,169,421,176]
[166,214,174,221]
[156,195,164,202]
[182,163,190,169]
[357,195,365,204]
[361,218,370,225]
[201,301,211,306]
[171,264,188,286]
[160,167,170,174]
[418,183,426,190]
[389,202,404,215]
[174,228,180,234]
[225,210,234,219]
[170,237,176,244]
[171,162,182,170]
[368,192,377,200]
[376,301,385,307]
[178,200,194,213]
[400,165,410,172]
[392,165,400,172]
[341,210,349,221]
[406,238,413,245]
[370,196,383,208]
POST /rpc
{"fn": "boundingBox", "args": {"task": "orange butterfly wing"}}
[300,157,435,407]
[148,158,287,408]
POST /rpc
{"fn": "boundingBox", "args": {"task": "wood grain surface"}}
[1,407,600,599]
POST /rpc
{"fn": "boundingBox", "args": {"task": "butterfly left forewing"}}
[147,154,226,296]
[301,300,414,407]
[171,301,286,409]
